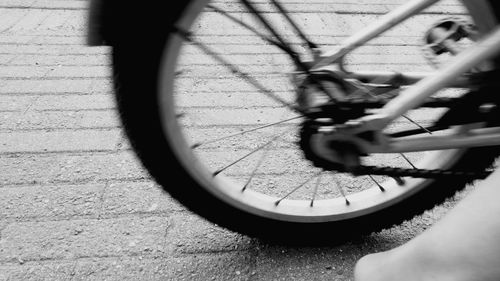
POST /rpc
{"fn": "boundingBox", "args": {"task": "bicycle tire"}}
[111,0,500,244]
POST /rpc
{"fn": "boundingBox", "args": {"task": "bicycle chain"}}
[302,95,493,180]
[351,165,491,180]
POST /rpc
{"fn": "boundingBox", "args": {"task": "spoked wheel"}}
[112,0,500,244]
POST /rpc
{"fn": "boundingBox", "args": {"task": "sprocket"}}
[299,112,365,173]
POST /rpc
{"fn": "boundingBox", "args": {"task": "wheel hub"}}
[293,70,371,171]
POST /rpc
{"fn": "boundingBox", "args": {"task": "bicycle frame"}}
[313,0,500,153]
[313,0,440,69]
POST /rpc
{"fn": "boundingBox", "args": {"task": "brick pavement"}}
[0,0,472,280]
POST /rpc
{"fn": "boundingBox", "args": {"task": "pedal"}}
[422,18,476,68]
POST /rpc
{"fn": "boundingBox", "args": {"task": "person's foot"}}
[355,169,500,281]
[354,246,424,281]
[353,240,477,281]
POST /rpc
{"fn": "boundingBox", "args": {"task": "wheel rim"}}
[158,0,497,223]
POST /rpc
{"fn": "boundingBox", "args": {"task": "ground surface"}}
[0,0,476,280]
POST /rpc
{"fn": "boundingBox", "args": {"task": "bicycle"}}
[88,0,500,244]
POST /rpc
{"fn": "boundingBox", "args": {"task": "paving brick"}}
[0,93,115,112]
[0,34,84,44]
[0,54,14,64]
[47,65,111,78]
[73,257,177,281]
[0,183,103,220]
[7,53,110,66]
[0,261,76,281]
[72,253,254,281]
[177,76,293,94]
[3,9,50,32]
[167,214,253,254]
[0,44,107,55]
[101,181,185,216]
[0,65,49,78]
[252,244,363,281]
[0,9,27,33]
[0,109,119,131]
[0,151,147,185]
[0,65,110,78]
[31,36,85,45]
[0,78,112,94]
[0,0,87,10]
[0,9,86,38]
[0,221,9,236]
[0,129,122,153]
[0,216,170,262]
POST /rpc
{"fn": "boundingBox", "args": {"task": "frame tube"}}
[363,26,500,131]
[313,0,440,69]
[384,127,500,153]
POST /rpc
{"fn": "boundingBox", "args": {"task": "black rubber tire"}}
[110,2,500,245]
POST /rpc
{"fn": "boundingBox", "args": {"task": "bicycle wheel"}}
[112,0,500,244]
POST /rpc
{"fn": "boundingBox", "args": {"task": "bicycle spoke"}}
[275,171,322,205]
[269,0,319,52]
[207,5,296,58]
[242,136,278,192]
[191,116,303,149]
[213,131,287,176]
[350,72,430,183]
[389,125,447,138]
[355,78,435,140]
[239,0,301,63]
[393,175,406,186]
[310,173,323,207]
[239,0,337,100]
[351,69,434,139]
[368,175,385,192]
[332,176,350,205]
[400,153,418,169]
[174,27,303,113]
[395,115,429,179]
[402,115,433,135]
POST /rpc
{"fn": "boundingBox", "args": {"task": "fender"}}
[87,0,191,46]
[87,0,107,46]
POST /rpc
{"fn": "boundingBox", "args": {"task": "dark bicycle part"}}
[425,18,476,55]
[300,82,500,178]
